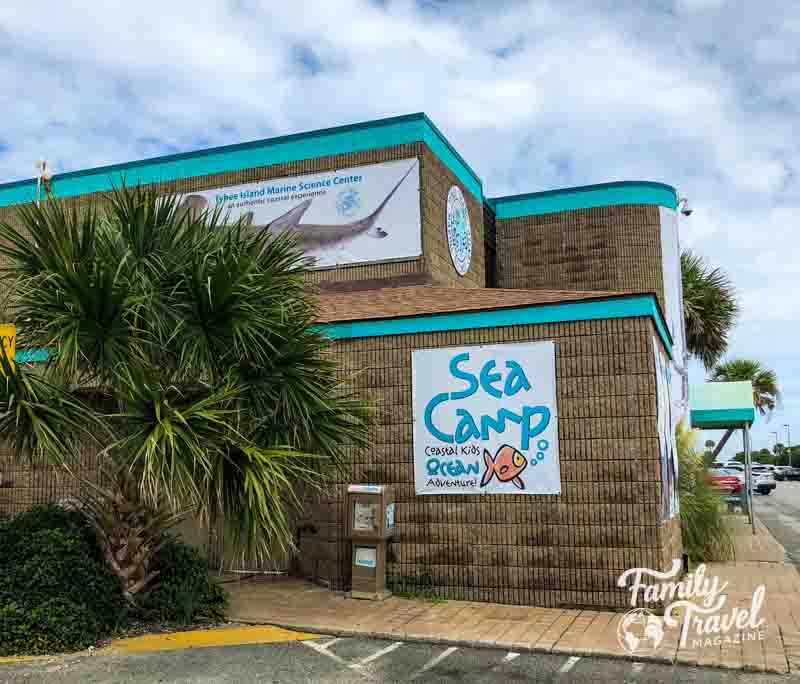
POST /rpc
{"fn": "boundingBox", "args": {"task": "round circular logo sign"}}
[617,608,665,656]
[446,186,472,276]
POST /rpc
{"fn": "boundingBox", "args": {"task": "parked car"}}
[771,466,787,481]
[707,468,743,495]
[774,466,792,480]
[751,466,777,494]
[785,467,800,481]
[722,463,745,481]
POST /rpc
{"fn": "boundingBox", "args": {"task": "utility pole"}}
[771,431,780,463]
[786,424,792,467]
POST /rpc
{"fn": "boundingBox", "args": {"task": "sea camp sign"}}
[411,341,560,495]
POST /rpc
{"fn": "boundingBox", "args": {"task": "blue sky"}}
[0,0,796,455]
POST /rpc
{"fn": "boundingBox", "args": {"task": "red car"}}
[707,468,743,495]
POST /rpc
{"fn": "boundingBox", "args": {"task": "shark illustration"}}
[179,160,417,252]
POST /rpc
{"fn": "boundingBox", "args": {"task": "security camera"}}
[678,197,693,216]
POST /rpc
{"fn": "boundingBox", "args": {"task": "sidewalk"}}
[226,516,799,674]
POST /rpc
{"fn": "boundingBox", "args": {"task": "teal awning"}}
[690,381,755,429]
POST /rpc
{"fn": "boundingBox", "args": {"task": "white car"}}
[751,466,777,495]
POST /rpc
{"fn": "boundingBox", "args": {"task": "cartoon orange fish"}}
[480,444,528,490]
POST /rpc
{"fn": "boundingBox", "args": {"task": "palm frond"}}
[710,358,780,415]
[210,445,329,563]
[681,250,739,369]
[109,364,241,509]
[0,355,109,465]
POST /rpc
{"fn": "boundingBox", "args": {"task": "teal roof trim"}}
[0,113,483,208]
[489,181,678,219]
[317,293,673,355]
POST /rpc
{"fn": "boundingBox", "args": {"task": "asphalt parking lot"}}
[1,635,795,683]
[754,479,800,564]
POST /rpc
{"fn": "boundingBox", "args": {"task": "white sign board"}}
[180,158,421,268]
[412,342,560,495]
[354,546,377,568]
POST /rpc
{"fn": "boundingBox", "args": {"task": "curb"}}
[227,616,674,669]
[227,616,790,674]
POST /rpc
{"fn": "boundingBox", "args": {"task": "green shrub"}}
[0,506,228,655]
[29,598,102,653]
[677,422,734,562]
[139,537,228,624]
[0,601,30,655]
[0,505,127,655]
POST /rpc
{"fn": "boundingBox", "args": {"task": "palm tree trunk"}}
[710,428,735,461]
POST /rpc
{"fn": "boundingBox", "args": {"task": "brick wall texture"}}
[299,315,680,609]
[0,447,101,519]
[495,204,666,309]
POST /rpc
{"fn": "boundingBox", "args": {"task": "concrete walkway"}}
[226,516,800,674]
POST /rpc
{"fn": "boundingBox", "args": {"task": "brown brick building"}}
[0,113,686,609]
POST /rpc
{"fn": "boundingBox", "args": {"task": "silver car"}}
[751,466,777,494]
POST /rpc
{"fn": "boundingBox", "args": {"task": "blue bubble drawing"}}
[537,439,549,451]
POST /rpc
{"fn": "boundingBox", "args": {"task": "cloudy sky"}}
[1,0,796,454]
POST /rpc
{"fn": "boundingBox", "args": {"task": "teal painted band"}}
[490,181,678,218]
[317,294,673,357]
[15,348,51,363]
[690,408,755,428]
[0,113,483,208]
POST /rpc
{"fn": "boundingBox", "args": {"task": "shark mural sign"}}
[179,158,421,268]
[412,341,561,495]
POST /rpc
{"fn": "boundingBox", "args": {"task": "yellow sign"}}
[0,324,15,372]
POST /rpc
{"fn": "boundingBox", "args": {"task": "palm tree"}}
[681,250,739,369]
[705,359,780,462]
[0,187,372,604]
[710,359,780,415]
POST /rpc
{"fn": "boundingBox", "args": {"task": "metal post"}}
[744,426,755,535]
[786,424,792,468]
